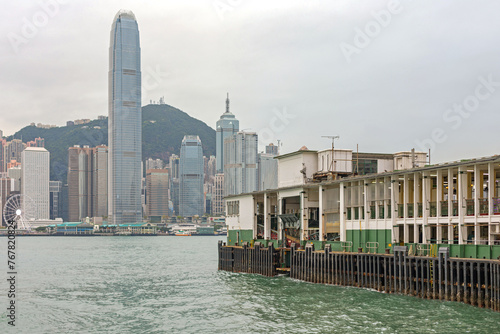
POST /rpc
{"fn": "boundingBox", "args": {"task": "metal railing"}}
[366,242,379,254]
[466,199,475,216]
[440,201,448,217]
[429,202,437,217]
[407,203,414,218]
[341,241,353,252]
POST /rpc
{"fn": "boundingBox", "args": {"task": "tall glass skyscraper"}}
[216,94,239,173]
[108,10,142,224]
[179,136,204,217]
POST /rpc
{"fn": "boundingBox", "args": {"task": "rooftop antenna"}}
[226,93,230,113]
[277,139,281,155]
[322,135,339,171]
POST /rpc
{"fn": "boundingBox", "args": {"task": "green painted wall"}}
[346,229,392,253]
[227,229,253,246]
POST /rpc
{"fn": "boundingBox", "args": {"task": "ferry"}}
[175,230,191,236]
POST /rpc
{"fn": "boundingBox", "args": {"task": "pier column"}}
[340,182,346,242]
[319,185,324,241]
[278,195,283,245]
[458,167,466,244]
[391,176,398,245]
[422,172,429,244]
[474,164,479,245]
[448,168,453,243]
[488,163,494,245]
[253,196,258,239]
[301,190,306,242]
[264,192,270,240]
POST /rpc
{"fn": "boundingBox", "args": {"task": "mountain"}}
[7,103,216,182]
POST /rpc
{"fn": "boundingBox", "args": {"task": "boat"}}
[175,230,191,236]
[216,228,227,236]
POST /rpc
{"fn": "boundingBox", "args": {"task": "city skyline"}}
[2,1,500,163]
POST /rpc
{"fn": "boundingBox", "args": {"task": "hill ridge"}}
[7,103,216,182]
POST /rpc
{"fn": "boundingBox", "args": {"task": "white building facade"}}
[22,147,50,220]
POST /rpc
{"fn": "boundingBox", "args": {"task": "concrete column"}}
[277,194,283,243]
[391,177,397,244]
[319,185,324,241]
[340,182,346,242]
[458,167,466,245]
[300,190,306,242]
[264,193,270,240]
[488,163,493,245]
[437,169,442,217]
[363,180,368,230]
[384,177,389,220]
[448,168,453,228]
[404,174,409,219]
[253,196,258,239]
[414,172,419,218]
[474,164,479,245]
[422,172,429,243]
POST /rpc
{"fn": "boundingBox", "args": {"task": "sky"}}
[1,0,499,163]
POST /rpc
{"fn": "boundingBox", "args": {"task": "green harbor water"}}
[1,236,499,333]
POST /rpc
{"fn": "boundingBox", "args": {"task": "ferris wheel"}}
[2,194,36,231]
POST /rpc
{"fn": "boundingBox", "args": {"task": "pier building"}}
[225,148,500,259]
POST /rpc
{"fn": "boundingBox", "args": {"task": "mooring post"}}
[393,246,407,295]
[325,244,331,284]
[438,247,449,300]
[478,262,483,308]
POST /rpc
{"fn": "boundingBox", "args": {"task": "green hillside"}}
[7,103,216,182]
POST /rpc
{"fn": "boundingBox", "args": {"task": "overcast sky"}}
[1,0,499,163]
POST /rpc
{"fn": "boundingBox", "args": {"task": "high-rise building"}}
[0,176,13,226]
[22,147,50,220]
[49,181,62,220]
[146,169,169,218]
[7,167,21,192]
[67,146,93,221]
[205,155,216,183]
[4,139,26,170]
[145,158,164,172]
[67,145,108,221]
[216,94,239,173]
[93,145,108,218]
[169,154,180,215]
[179,136,204,217]
[0,139,6,173]
[169,154,180,179]
[108,10,142,224]
[204,183,212,215]
[27,137,45,147]
[258,153,278,191]
[224,131,259,196]
[265,143,279,156]
[211,173,225,215]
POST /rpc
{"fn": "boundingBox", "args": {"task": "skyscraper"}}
[22,147,50,220]
[68,145,92,221]
[49,181,62,220]
[93,145,108,218]
[216,94,239,173]
[68,145,108,222]
[224,131,259,196]
[146,169,169,218]
[179,136,204,217]
[108,10,142,224]
[211,173,225,215]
